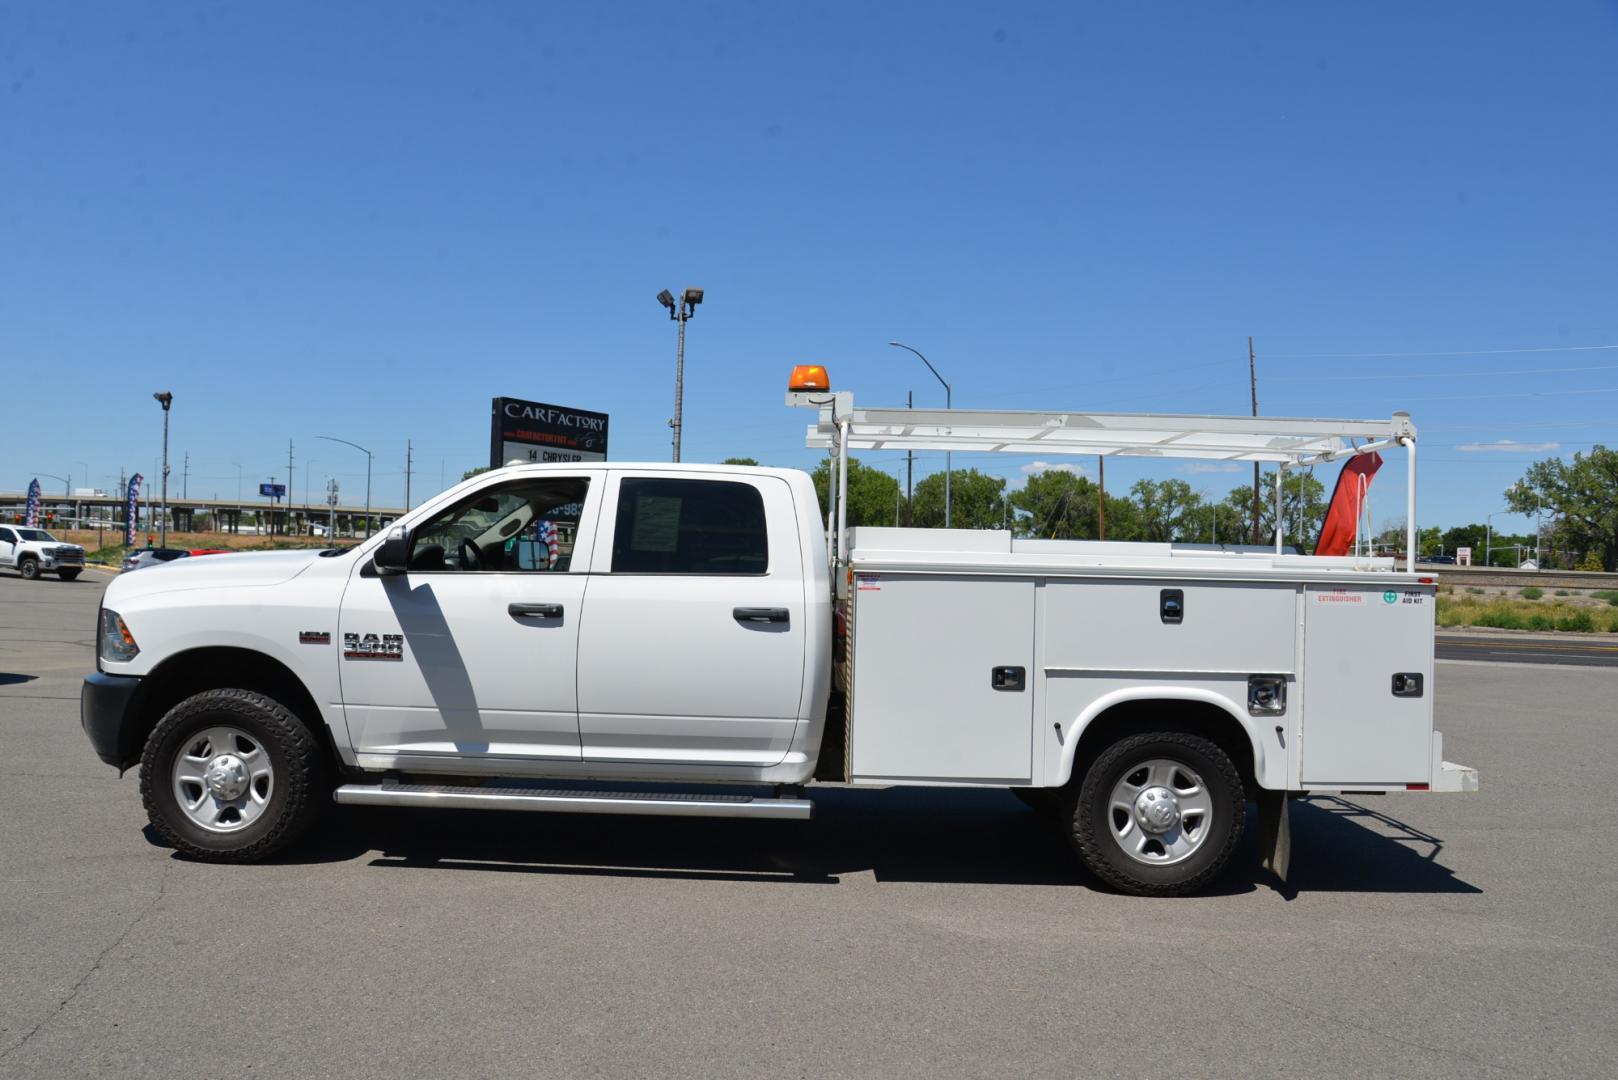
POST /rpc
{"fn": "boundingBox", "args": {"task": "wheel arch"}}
[121,647,336,770]
[1056,687,1269,795]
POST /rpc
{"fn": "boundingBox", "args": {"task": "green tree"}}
[462,466,491,482]
[721,457,760,466]
[912,468,1008,529]
[1224,471,1326,550]
[1506,446,1618,571]
[1180,500,1247,546]
[1008,469,1139,539]
[811,457,902,528]
[1130,479,1202,542]
[1417,526,1443,558]
[1441,523,1487,555]
[1011,469,1093,538]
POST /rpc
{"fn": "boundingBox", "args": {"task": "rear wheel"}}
[139,688,326,862]
[58,568,81,581]
[18,557,39,580]
[1069,731,1244,896]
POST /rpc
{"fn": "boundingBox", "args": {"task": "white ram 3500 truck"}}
[81,379,1477,895]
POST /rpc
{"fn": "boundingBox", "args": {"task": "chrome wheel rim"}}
[171,726,274,833]
[1107,757,1213,866]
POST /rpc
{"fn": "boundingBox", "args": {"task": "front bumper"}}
[81,672,144,770]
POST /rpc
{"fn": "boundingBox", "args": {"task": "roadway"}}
[1437,632,1618,667]
[4,570,1618,1078]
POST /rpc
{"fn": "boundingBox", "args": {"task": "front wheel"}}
[1069,731,1244,896]
[139,688,326,862]
[58,568,81,581]
[18,558,40,580]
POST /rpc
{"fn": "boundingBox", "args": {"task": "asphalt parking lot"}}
[2,571,1615,1079]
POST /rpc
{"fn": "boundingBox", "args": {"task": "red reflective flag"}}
[1314,452,1382,556]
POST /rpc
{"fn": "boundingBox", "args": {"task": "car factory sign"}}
[490,397,610,468]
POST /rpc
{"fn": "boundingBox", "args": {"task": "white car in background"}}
[0,525,86,581]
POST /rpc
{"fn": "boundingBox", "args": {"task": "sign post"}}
[490,398,609,468]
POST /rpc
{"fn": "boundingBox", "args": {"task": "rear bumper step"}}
[333,782,814,820]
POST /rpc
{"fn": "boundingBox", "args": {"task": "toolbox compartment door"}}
[849,574,1034,784]
[1301,584,1435,785]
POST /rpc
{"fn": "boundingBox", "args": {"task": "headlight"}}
[99,609,140,664]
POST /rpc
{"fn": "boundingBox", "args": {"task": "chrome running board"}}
[334,781,813,820]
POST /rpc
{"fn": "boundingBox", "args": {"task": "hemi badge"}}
[299,631,332,645]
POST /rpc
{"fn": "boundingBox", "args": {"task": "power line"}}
[1267,385,1618,405]
[1269,363,1618,382]
[1269,343,1618,359]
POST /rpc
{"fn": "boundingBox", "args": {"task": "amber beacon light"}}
[788,365,831,391]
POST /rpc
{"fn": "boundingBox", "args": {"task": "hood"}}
[105,548,333,601]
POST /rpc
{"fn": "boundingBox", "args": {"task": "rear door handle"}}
[508,603,563,619]
[733,607,790,624]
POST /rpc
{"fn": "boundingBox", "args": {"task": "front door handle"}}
[733,607,790,624]
[509,603,563,619]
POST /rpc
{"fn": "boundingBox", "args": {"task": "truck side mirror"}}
[373,526,411,576]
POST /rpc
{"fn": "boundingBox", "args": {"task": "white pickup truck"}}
[81,378,1477,895]
[1,524,86,581]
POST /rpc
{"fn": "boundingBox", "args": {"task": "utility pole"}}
[1249,336,1261,545]
[1098,456,1106,540]
[905,391,913,526]
[182,452,190,499]
[405,439,413,510]
[287,439,295,536]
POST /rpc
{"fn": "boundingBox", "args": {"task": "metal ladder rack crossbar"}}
[788,391,1419,574]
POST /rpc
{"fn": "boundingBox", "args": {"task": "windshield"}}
[17,529,55,542]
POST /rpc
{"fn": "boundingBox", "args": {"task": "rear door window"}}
[610,478,768,574]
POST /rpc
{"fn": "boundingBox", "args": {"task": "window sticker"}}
[630,495,681,552]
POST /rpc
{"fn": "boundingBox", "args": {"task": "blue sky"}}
[4,1,1615,534]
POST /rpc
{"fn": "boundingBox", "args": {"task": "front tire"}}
[139,689,326,862]
[1069,731,1244,896]
[58,568,81,581]
[18,558,39,580]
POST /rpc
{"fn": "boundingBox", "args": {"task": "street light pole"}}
[317,435,373,537]
[1485,509,1513,568]
[153,392,173,547]
[889,342,952,527]
[656,288,704,462]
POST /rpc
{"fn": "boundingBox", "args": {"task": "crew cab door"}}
[338,473,601,763]
[574,472,806,766]
[0,527,15,566]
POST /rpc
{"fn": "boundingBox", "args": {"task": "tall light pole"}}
[889,341,952,527]
[1485,509,1514,568]
[153,392,173,546]
[317,435,373,537]
[656,287,704,462]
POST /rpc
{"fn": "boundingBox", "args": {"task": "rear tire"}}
[18,558,39,580]
[139,688,326,862]
[1068,731,1244,896]
[58,569,81,581]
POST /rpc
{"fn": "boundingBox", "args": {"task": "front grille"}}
[55,548,85,563]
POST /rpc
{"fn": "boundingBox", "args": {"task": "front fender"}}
[1055,685,1281,790]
